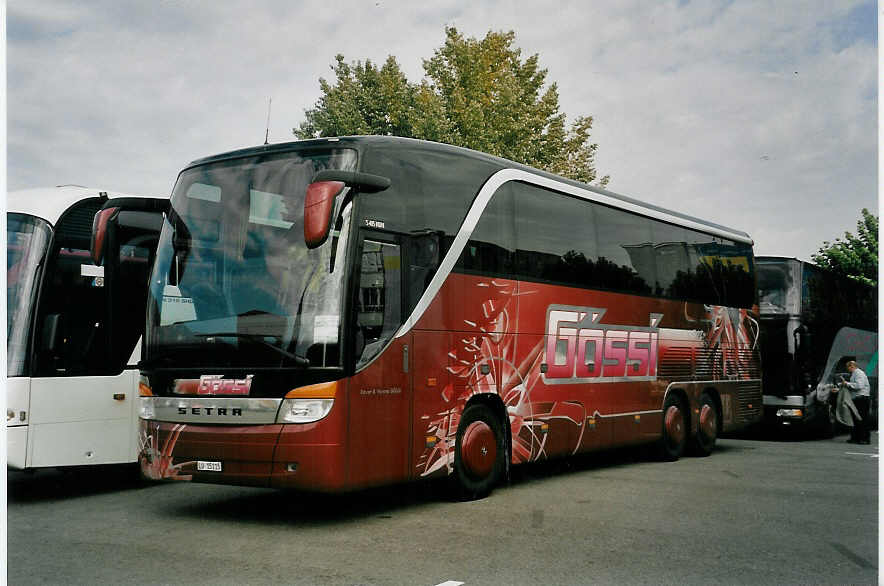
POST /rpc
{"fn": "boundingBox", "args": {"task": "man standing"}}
[840,360,871,444]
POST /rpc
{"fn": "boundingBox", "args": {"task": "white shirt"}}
[845,368,871,398]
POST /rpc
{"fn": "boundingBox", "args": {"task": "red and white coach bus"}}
[137,136,761,498]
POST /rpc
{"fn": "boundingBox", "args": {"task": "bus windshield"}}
[7,213,52,376]
[145,149,357,370]
[757,261,798,315]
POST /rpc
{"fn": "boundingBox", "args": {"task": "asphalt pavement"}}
[7,431,878,585]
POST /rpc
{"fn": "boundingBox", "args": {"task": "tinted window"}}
[716,239,755,308]
[456,183,514,274]
[512,183,650,294]
[356,239,402,369]
[361,154,756,308]
[359,147,499,241]
[514,182,601,288]
[595,204,653,295]
[666,231,720,304]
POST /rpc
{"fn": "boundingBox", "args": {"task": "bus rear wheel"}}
[452,403,506,500]
[690,393,718,457]
[658,394,687,461]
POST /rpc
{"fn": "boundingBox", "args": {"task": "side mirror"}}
[304,170,391,249]
[304,181,345,249]
[90,207,119,265]
[798,330,813,354]
[41,313,64,354]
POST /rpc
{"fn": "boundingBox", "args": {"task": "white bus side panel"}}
[6,377,31,426]
[7,428,29,469]
[6,377,31,469]
[27,370,139,467]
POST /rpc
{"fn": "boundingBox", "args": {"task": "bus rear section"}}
[137,137,761,497]
[6,187,166,470]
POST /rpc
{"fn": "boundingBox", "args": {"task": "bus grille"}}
[659,345,760,382]
[658,347,693,380]
[736,381,762,422]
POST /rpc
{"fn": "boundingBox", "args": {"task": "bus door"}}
[26,198,167,468]
[347,230,412,487]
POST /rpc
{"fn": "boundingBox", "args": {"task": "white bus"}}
[7,186,166,469]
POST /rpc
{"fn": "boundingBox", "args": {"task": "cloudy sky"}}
[6,0,878,261]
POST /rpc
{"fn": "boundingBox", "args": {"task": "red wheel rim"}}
[461,421,496,478]
[699,403,716,440]
[665,405,684,448]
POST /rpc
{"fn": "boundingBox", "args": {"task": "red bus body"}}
[138,137,761,495]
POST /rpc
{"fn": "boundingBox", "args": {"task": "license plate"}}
[197,460,222,472]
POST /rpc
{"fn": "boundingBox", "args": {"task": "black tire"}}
[690,393,718,457]
[452,403,506,500]
[658,393,687,461]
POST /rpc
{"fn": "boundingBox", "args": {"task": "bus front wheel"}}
[452,403,506,500]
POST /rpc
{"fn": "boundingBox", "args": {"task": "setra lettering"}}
[175,406,243,416]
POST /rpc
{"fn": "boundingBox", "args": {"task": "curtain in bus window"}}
[512,182,598,288]
[648,223,692,297]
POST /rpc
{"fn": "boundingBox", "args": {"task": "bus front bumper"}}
[139,416,348,492]
[762,394,831,428]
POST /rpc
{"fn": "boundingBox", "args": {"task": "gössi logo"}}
[544,305,663,383]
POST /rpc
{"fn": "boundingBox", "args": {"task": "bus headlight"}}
[776,408,803,418]
[277,399,334,423]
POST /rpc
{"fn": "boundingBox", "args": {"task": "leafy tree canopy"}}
[295,27,609,186]
[811,208,878,287]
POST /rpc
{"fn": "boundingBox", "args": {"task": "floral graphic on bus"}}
[139,421,194,481]
[695,305,760,380]
[415,276,761,480]
[416,279,550,478]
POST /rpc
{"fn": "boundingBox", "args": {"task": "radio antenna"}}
[264,97,272,145]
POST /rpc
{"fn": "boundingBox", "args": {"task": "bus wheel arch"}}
[451,395,509,500]
[659,389,689,461]
[690,389,721,457]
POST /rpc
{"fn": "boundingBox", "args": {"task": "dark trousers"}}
[851,396,870,443]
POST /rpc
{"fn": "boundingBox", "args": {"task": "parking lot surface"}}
[7,432,878,585]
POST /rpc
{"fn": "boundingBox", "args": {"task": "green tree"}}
[295,27,609,186]
[811,208,878,287]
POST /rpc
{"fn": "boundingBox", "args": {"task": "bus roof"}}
[7,185,154,226]
[182,136,753,245]
[757,256,806,263]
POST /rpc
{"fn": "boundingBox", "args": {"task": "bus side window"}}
[406,231,440,314]
[355,239,402,369]
[35,247,109,375]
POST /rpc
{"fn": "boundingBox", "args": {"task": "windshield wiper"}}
[193,332,310,367]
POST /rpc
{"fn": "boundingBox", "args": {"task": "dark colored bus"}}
[136,136,761,498]
[757,256,877,435]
